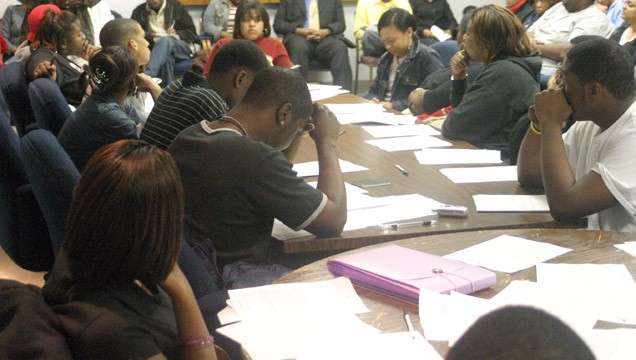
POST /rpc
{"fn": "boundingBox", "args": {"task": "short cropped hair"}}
[234,1,271,39]
[208,39,269,76]
[241,66,313,123]
[99,18,142,48]
[469,5,534,63]
[446,306,596,360]
[565,37,636,100]
[85,46,138,95]
[63,140,184,287]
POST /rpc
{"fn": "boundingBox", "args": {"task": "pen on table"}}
[50,50,58,65]
[395,164,409,176]
[338,128,347,136]
[379,219,436,230]
[403,309,416,340]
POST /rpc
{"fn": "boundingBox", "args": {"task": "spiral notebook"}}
[327,245,496,305]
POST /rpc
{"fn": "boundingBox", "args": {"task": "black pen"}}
[395,164,409,176]
[50,50,58,65]
[379,219,436,230]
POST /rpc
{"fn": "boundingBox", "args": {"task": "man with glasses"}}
[169,67,347,288]
[517,37,636,233]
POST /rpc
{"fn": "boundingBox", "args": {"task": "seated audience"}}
[143,39,269,150]
[273,0,353,90]
[202,0,291,76]
[409,0,456,45]
[58,46,143,171]
[446,306,595,360]
[408,8,485,116]
[202,0,240,43]
[517,37,636,232]
[42,139,218,360]
[441,5,541,151]
[99,18,163,115]
[527,0,612,85]
[55,0,114,47]
[25,7,99,107]
[507,0,537,28]
[527,0,561,26]
[364,8,443,111]
[2,0,27,61]
[169,67,346,288]
[598,0,624,28]
[353,0,412,57]
[131,0,196,87]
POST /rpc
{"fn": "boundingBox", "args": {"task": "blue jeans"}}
[146,36,192,87]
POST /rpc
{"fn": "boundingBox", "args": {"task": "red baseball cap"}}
[27,4,61,42]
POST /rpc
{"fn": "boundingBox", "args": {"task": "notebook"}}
[327,245,496,305]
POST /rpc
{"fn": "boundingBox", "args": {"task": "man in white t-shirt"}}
[517,38,636,233]
[527,0,613,84]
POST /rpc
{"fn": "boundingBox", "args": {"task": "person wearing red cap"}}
[25,7,100,106]
[9,3,60,62]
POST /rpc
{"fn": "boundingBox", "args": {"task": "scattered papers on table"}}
[473,194,550,212]
[615,241,636,258]
[336,112,417,125]
[293,159,368,178]
[365,135,451,151]
[216,277,442,360]
[440,165,517,183]
[307,84,349,102]
[415,148,502,165]
[362,124,440,138]
[443,235,571,273]
[272,193,443,240]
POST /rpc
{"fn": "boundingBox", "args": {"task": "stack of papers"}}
[216,277,442,359]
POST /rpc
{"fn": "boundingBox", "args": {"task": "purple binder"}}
[327,245,496,305]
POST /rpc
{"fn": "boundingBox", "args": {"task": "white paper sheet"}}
[365,135,451,151]
[293,159,369,178]
[536,263,636,292]
[362,124,440,138]
[443,235,571,273]
[583,329,636,360]
[431,25,452,42]
[415,148,502,165]
[310,89,350,102]
[336,112,417,125]
[615,241,636,258]
[473,194,550,212]
[227,277,369,321]
[440,165,517,183]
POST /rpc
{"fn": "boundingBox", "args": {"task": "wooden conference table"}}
[275,228,636,357]
[274,93,584,257]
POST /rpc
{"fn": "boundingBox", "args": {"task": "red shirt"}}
[202,37,293,77]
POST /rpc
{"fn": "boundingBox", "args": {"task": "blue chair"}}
[0,62,38,137]
[28,78,73,136]
[20,130,80,256]
[430,40,460,67]
[0,109,54,271]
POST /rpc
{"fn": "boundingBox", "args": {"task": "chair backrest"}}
[0,110,54,271]
[29,78,73,136]
[430,40,460,67]
[0,61,37,137]
[21,129,80,256]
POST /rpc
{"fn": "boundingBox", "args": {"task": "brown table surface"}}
[274,94,584,254]
[275,228,636,357]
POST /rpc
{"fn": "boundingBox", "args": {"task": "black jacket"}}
[442,54,542,150]
[131,0,196,46]
[365,39,444,111]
